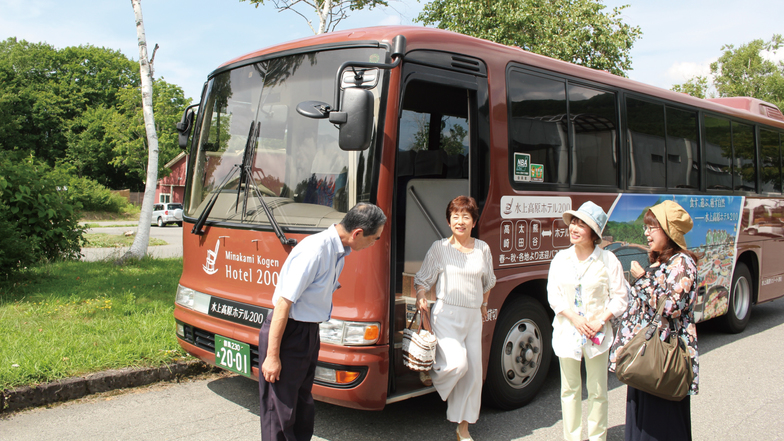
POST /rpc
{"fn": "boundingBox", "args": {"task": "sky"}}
[1,0,782,103]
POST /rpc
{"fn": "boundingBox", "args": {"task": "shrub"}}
[52,164,133,213]
[0,152,85,276]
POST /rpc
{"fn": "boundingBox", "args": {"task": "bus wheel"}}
[483,296,552,410]
[720,262,752,334]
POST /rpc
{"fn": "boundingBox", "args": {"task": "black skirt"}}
[625,386,692,441]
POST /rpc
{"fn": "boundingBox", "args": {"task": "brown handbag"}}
[614,296,694,401]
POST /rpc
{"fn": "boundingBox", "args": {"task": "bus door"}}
[388,53,489,401]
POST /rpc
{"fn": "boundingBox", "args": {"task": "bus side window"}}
[760,129,782,194]
[733,122,756,193]
[508,71,568,185]
[705,115,733,191]
[666,107,700,189]
[568,84,618,187]
[626,97,666,188]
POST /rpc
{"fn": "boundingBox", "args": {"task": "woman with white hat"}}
[547,201,628,441]
[609,200,700,440]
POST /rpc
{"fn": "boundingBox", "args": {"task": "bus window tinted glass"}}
[508,71,568,184]
[705,116,732,190]
[666,107,699,189]
[760,129,781,193]
[627,98,665,188]
[568,85,618,186]
[733,122,756,192]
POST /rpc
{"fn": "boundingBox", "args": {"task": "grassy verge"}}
[84,233,168,248]
[0,258,186,390]
[80,209,141,221]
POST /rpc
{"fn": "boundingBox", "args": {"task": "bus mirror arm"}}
[330,35,406,115]
[176,103,200,149]
[295,35,406,151]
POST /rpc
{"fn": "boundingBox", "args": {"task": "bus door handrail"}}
[407,186,444,239]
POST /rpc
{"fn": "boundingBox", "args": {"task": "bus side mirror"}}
[329,88,374,151]
[176,104,200,149]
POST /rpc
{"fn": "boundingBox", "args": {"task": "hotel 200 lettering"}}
[224,264,280,286]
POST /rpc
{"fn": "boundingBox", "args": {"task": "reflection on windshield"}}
[185,47,385,229]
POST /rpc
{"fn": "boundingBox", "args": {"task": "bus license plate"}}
[215,335,251,377]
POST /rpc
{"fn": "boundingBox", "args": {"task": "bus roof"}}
[215,26,784,128]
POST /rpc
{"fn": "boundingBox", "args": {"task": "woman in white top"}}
[547,201,628,441]
[414,195,496,441]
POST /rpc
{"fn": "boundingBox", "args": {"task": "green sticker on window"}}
[531,163,543,182]
[514,153,531,181]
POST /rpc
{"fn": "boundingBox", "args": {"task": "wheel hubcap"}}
[733,276,750,320]
[501,319,542,389]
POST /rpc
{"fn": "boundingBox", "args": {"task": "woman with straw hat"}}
[547,201,628,441]
[609,200,700,440]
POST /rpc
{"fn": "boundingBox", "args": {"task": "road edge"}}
[1,359,219,414]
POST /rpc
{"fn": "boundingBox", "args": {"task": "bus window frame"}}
[505,64,623,193]
[181,41,395,228]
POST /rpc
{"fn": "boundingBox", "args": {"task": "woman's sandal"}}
[419,371,432,387]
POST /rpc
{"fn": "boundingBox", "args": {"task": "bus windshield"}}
[185,47,386,229]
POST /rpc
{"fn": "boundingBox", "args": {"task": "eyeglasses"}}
[643,225,661,234]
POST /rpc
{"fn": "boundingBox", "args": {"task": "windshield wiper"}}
[236,121,296,247]
[191,164,240,235]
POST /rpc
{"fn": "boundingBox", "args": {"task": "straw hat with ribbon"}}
[649,200,693,250]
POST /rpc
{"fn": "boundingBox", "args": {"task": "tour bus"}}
[173,26,784,411]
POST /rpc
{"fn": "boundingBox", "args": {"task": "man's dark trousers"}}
[259,316,320,441]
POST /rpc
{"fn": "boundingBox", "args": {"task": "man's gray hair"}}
[340,203,387,236]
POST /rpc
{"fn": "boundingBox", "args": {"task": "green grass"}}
[0,258,186,390]
[84,233,168,248]
[80,209,141,222]
[82,223,140,229]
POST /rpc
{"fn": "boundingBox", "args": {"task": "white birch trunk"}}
[124,0,158,261]
[317,0,331,34]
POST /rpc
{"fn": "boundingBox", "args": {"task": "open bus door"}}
[388,54,489,402]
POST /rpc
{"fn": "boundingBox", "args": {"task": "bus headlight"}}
[319,319,380,346]
[175,285,196,309]
[174,285,211,314]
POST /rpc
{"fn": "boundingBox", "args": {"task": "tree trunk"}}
[123,0,159,262]
[317,0,332,35]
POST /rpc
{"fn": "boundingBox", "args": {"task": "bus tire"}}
[483,296,552,410]
[720,262,752,334]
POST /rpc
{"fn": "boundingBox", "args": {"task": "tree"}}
[0,38,139,165]
[712,35,784,110]
[415,0,642,77]
[671,76,709,99]
[240,0,387,35]
[125,0,160,261]
[672,35,784,110]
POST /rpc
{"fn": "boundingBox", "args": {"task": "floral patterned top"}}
[608,253,700,395]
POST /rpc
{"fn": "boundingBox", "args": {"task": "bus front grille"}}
[177,321,260,370]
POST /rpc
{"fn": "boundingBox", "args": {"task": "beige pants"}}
[430,301,483,424]
[558,348,610,441]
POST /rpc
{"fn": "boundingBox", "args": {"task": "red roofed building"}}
[155,152,187,204]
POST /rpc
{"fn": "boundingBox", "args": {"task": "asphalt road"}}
[3,298,784,440]
[80,222,184,261]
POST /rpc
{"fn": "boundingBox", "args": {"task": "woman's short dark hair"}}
[340,203,387,236]
[446,196,480,223]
